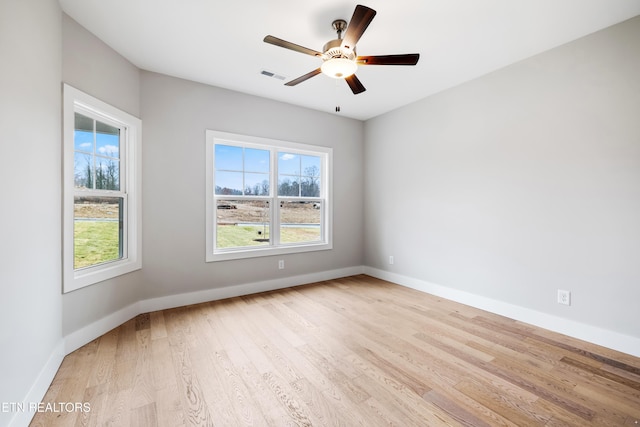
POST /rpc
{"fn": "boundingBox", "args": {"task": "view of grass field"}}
[216,224,320,248]
[216,225,270,248]
[74,220,120,269]
[281,226,321,243]
[74,199,121,269]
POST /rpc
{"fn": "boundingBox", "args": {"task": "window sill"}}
[64,257,141,292]
[206,241,332,262]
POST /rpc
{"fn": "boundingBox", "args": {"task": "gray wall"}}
[364,16,640,338]
[0,1,63,425]
[140,72,365,298]
[61,14,143,336]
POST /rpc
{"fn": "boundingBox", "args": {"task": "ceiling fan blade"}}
[263,35,323,57]
[357,53,420,66]
[285,68,322,86]
[341,5,377,50]
[345,74,366,94]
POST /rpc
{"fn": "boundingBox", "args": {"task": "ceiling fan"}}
[263,4,419,94]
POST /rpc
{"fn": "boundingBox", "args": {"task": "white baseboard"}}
[65,266,364,354]
[9,341,65,427]
[364,267,640,358]
[64,301,141,354]
[140,266,364,313]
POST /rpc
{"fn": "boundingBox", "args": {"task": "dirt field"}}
[74,202,119,219]
[74,200,321,224]
[216,201,320,224]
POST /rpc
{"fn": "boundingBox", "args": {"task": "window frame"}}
[206,130,332,262]
[62,84,142,292]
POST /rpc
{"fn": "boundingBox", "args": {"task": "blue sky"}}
[214,145,320,194]
[74,130,120,157]
[74,128,120,188]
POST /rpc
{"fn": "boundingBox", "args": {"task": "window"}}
[206,130,332,261]
[62,84,142,292]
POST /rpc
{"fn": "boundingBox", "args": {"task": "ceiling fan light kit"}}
[263,4,419,95]
[321,57,358,79]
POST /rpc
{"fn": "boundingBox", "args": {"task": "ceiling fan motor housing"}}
[322,38,357,60]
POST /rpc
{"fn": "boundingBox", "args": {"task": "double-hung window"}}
[62,84,142,292]
[206,130,332,261]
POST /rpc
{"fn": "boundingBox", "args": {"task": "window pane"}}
[278,177,300,196]
[216,200,270,248]
[301,175,320,197]
[74,196,123,269]
[245,148,269,173]
[215,171,243,195]
[301,155,321,176]
[74,113,94,152]
[278,152,299,175]
[96,122,120,159]
[215,144,243,171]
[74,130,94,153]
[74,152,93,189]
[280,201,321,244]
[95,158,120,190]
[244,173,269,195]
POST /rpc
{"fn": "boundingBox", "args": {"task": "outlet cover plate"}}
[557,289,571,306]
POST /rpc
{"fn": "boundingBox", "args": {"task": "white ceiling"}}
[59,0,640,121]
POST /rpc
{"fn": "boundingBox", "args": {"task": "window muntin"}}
[63,84,141,292]
[206,131,332,261]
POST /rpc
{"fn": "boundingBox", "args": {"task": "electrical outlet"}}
[389,255,394,265]
[557,289,571,306]
[278,260,285,270]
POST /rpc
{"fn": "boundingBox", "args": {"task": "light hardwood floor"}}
[32,275,640,426]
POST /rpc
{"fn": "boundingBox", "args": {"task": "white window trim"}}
[62,84,142,292]
[206,130,333,262]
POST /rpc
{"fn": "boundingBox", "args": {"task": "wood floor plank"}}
[32,275,640,426]
[85,329,118,388]
[131,402,158,427]
[422,382,519,427]
[79,382,108,426]
[155,385,186,427]
[345,351,462,426]
[149,310,168,340]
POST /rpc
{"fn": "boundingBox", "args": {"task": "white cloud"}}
[98,145,119,156]
[281,153,296,161]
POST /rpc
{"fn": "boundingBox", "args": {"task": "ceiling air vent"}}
[260,69,286,80]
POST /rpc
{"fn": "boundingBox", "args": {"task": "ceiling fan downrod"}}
[332,19,347,40]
